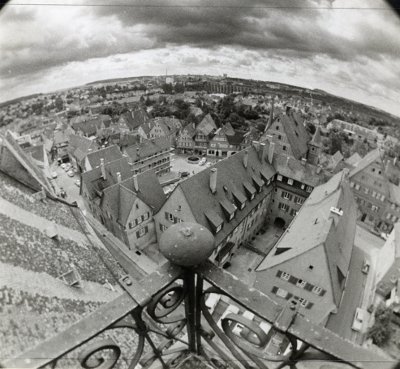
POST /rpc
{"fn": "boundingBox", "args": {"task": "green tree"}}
[368,305,393,346]
[55,97,63,111]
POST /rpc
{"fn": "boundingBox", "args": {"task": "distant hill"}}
[0,93,43,108]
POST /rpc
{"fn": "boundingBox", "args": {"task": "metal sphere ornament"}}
[159,222,215,266]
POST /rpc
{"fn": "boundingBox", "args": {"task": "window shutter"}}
[285,292,293,300]
[320,289,326,297]
[136,231,140,238]
[276,270,282,278]
[145,225,148,233]
[288,194,293,201]
[307,302,314,309]
[165,212,169,220]
[271,286,278,294]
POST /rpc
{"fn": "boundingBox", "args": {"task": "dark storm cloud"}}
[92,0,400,61]
[1,0,399,79]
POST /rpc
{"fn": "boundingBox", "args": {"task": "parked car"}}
[199,157,207,166]
[180,171,190,178]
[67,170,74,177]
[75,179,81,187]
[64,163,72,172]
[351,308,364,332]
[60,188,67,198]
[60,163,67,169]
[51,172,58,179]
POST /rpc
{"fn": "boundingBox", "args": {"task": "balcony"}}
[1,223,395,369]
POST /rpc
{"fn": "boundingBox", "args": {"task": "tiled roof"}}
[68,134,97,156]
[256,170,357,306]
[345,152,362,167]
[125,137,170,162]
[277,112,310,159]
[80,157,132,200]
[310,126,322,147]
[71,117,103,136]
[86,145,123,169]
[196,114,217,136]
[101,170,166,224]
[24,145,45,163]
[348,149,382,178]
[1,131,53,194]
[270,150,326,187]
[121,108,149,131]
[173,146,276,245]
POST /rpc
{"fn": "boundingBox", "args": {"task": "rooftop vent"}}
[330,207,343,216]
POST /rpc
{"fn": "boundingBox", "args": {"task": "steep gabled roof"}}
[85,145,123,169]
[125,137,170,162]
[349,149,382,178]
[256,170,357,306]
[310,126,322,147]
[276,112,310,159]
[345,152,362,167]
[1,131,54,194]
[270,149,326,187]
[170,146,276,245]
[68,134,97,156]
[121,108,149,131]
[101,170,166,224]
[196,114,217,136]
[80,157,132,200]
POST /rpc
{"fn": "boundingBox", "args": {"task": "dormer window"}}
[252,175,264,193]
[220,199,237,222]
[243,181,256,200]
[232,188,246,210]
[277,175,282,181]
[205,209,224,235]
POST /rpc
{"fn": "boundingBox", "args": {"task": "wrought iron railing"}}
[1,223,397,369]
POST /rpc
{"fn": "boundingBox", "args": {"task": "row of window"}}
[386,213,399,223]
[278,202,298,217]
[271,286,313,309]
[390,202,400,213]
[280,190,305,205]
[350,182,385,201]
[128,212,150,229]
[354,197,380,213]
[165,212,184,224]
[276,175,313,192]
[277,270,325,296]
[136,225,149,239]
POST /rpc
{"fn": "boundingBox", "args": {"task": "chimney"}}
[243,150,249,168]
[100,158,106,180]
[210,168,217,194]
[252,140,260,151]
[286,156,290,167]
[117,172,121,183]
[260,142,268,162]
[268,142,275,164]
[301,157,307,166]
[394,157,398,166]
[133,174,139,192]
[385,159,390,174]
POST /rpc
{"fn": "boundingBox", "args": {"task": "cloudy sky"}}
[0,0,399,116]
